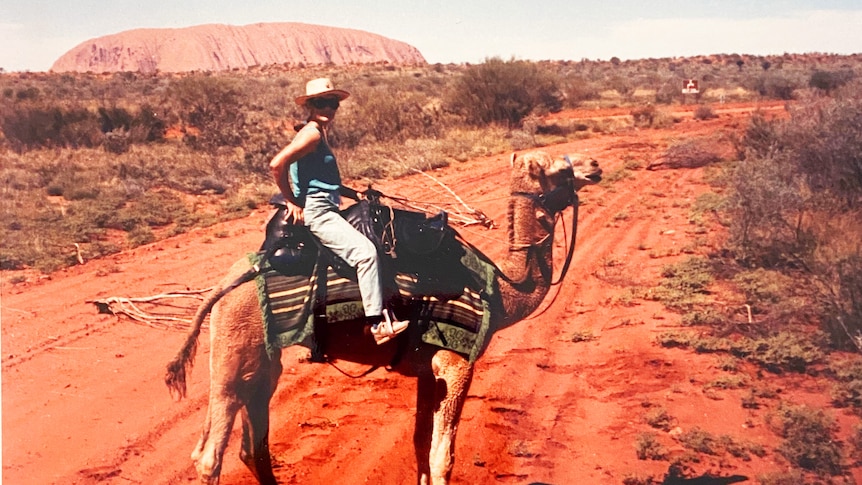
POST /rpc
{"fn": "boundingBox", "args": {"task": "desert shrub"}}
[689,192,725,225]
[334,87,444,147]
[0,104,103,151]
[631,104,657,127]
[783,90,862,207]
[127,190,190,227]
[828,356,862,412]
[127,226,156,247]
[730,268,812,328]
[444,57,562,126]
[704,374,749,390]
[598,167,633,189]
[725,152,811,266]
[809,69,854,93]
[817,247,862,350]
[768,403,843,475]
[732,331,825,373]
[680,308,724,327]
[644,406,675,431]
[732,268,795,305]
[676,428,722,455]
[693,105,718,120]
[673,427,765,461]
[733,110,781,160]
[654,79,683,104]
[104,129,131,154]
[561,75,599,107]
[750,71,803,100]
[99,104,165,145]
[726,88,862,348]
[662,139,722,169]
[635,432,668,460]
[656,330,824,373]
[97,106,134,133]
[167,75,247,151]
[622,474,660,485]
[650,257,714,311]
[757,470,807,485]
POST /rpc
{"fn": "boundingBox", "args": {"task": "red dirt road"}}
[4,102,859,484]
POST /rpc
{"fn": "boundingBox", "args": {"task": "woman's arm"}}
[269,123,321,223]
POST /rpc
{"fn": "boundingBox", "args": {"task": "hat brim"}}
[295,89,350,106]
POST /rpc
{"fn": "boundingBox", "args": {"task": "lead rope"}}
[524,197,580,320]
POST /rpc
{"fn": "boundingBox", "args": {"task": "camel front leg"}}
[417,350,474,485]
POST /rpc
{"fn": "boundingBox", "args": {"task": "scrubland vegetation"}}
[2,52,862,479]
[644,71,862,480]
[3,53,858,272]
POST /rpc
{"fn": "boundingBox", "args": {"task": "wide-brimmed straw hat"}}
[295,78,350,106]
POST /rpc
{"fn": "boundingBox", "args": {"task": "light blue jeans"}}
[303,192,382,317]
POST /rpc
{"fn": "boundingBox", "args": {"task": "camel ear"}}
[510,152,517,168]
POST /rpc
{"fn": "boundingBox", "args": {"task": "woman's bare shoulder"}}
[293,122,322,144]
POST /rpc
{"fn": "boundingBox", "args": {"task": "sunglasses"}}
[308,97,340,110]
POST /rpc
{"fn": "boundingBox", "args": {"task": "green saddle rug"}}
[248,243,499,363]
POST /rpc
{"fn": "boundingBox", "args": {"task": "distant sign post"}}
[682,79,699,94]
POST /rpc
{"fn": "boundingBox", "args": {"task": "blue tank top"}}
[288,126,341,206]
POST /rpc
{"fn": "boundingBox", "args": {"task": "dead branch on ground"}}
[88,288,212,330]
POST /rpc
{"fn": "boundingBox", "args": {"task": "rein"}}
[497,190,579,286]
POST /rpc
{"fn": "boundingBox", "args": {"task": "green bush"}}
[334,87,444,147]
[809,69,854,93]
[444,57,562,126]
[656,330,824,374]
[727,87,862,348]
[828,356,862,412]
[768,403,843,476]
[731,331,825,373]
[733,110,781,160]
[650,257,714,311]
[167,75,247,152]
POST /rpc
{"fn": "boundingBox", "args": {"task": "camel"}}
[165,150,602,484]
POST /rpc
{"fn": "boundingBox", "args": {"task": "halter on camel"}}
[481,154,580,287]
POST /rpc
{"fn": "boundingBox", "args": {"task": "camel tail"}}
[164,284,222,400]
[165,264,260,400]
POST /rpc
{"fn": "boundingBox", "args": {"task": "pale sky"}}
[2,0,862,72]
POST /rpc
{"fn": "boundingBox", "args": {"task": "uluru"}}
[50,22,426,73]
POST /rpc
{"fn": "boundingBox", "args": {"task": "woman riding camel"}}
[269,78,408,344]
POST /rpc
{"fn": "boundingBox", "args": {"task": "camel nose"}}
[590,160,599,168]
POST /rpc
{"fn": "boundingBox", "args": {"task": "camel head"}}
[509,151,602,214]
[567,153,603,191]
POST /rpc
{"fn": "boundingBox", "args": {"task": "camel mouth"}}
[585,169,603,183]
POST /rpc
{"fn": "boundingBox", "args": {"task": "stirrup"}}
[370,309,409,345]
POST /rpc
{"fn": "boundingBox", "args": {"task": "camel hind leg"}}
[192,279,274,484]
[239,347,282,485]
[414,348,474,485]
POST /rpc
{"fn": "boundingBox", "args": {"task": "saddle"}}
[260,193,469,300]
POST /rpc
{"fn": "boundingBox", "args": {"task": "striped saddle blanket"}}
[249,241,498,363]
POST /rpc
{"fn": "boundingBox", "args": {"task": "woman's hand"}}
[283,200,304,225]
